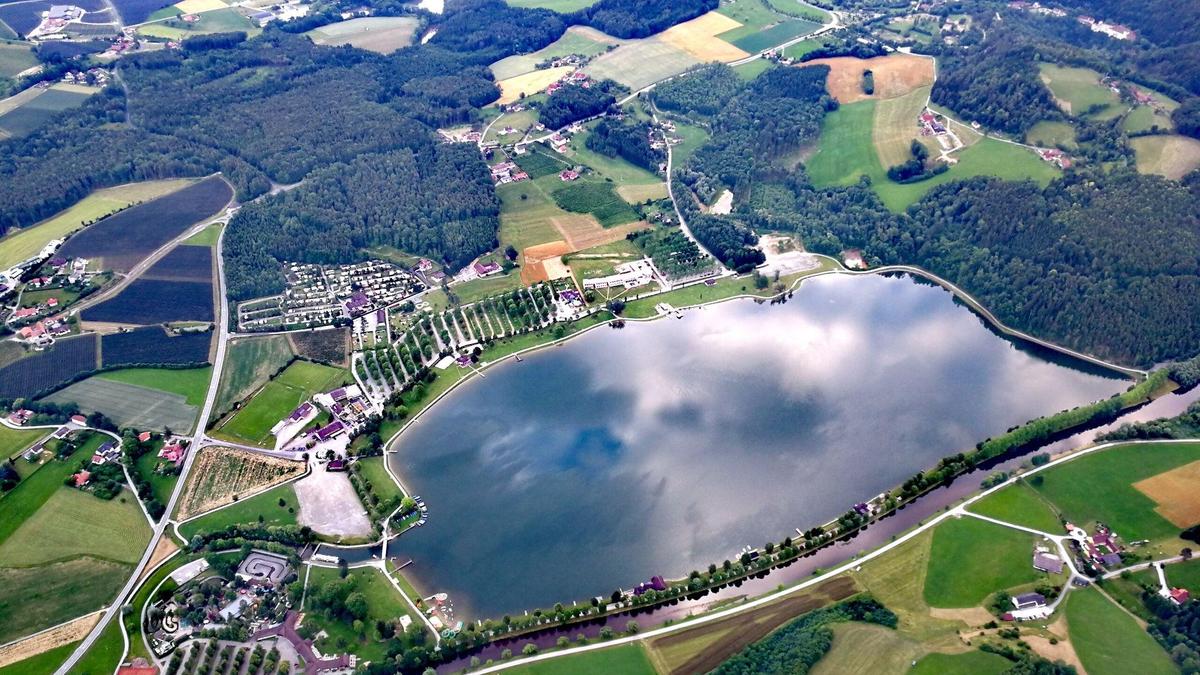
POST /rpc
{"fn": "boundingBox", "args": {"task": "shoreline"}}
[368,262,1149,622]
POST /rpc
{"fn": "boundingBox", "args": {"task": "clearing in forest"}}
[176,446,304,520]
[1131,135,1200,180]
[1133,459,1200,527]
[1038,64,1118,117]
[802,53,934,103]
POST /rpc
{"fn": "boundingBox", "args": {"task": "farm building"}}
[1033,551,1064,574]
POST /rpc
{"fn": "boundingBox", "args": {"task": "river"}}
[384,273,1128,619]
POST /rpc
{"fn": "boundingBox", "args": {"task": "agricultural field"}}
[585,37,701,92]
[968,481,1062,533]
[552,181,640,226]
[1029,442,1200,544]
[113,0,181,24]
[83,278,213,324]
[808,622,919,675]
[716,0,819,53]
[215,360,345,446]
[0,41,37,79]
[178,478,299,537]
[0,2,51,40]
[175,445,303,520]
[1025,119,1077,148]
[44,377,198,432]
[0,178,193,271]
[923,516,1041,608]
[0,557,131,645]
[0,333,99,399]
[0,433,101,547]
[136,7,257,40]
[0,84,97,139]
[213,335,295,418]
[1038,64,1120,118]
[0,639,80,675]
[100,326,212,368]
[97,365,211,405]
[1063,587,1175,675]
[803,53,935,104]
[306,16,421,54]
[306,566,418,662]
[872,85,930,168]
[765,0,829,22]
[908,650,1011,675]
[58,175,232,273]
[1131,135,1200,180]
[0,486,149,567]
[507,644,655,675]
[496,65,573,105]
[69,616,123,675]
[659,11,748,61]
[490,27,612,81]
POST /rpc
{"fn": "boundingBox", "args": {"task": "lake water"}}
[386,273,1126,619]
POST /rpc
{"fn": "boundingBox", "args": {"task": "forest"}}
[584,118,663,172]
[538,80,619,130]
[651,63,744,117]
[569,0,717,39]
[930,43,1059,135]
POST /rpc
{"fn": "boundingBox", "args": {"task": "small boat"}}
[417,519,426,526]
[515,356,523,362]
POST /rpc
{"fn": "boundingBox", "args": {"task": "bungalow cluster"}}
[238,261,422,331]
[5,255,95,347]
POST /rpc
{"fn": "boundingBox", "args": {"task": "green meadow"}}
[923,516,1041,608]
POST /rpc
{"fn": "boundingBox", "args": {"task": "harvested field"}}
[173,0,225,13]
[58,176,232,273]
[1131,134,1200,180]
[307,16,420,54]
[802,53,934,103]
[585,38,701,92]
[490,27,611,81]
[809,622,921,675]
[647,576,857,675]
[0,333,98,399]
[101,326,211,368]
[873,85,930,168]
[288,328,348,366]
[176,446,304,520]
[552,213,645,250]
[1134,460,1200,527]
[659,11,748,61]
[495,66,573,105]
[0,610,97,670]
[43,377,199,432]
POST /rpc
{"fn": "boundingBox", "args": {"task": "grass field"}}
[0,178,192,271]
[45,377,200,433]
[0,424,42,461]
[0,432,98,547]
[506,643,655,674]
[219,360,343,445]
[490,28,610,81]
[808,100,1058,211]
[178,479,297,537]
[71,617,123,675]
[306,16,420,54]
[968,481,1062,533]
[0,487,150,566]
[0,639,77,675]
[135,447,176,506]
[622,260,837,318]
[1038,64,1119,117]
[1131,134,1200,180]
[1026,119,1077,148]
[1064,587,1175,675]
[909,650,1011,675]
[496,65,573,105]
[137,8,257,39]
[213,335,294,417]
[307,566,417,662]
[872,85,929,167]
[0,557,131,645]
[733,57,771,80]
[923,516,1041,608]
[670,121,710,164]
[585,37,700,92]
[809,622,919,675]
[569,125,663,186]
[96,365,212,406]
[355,456,402,504]
[1165,559,1200,592]
[0,41,36,78]
[1030,442,1200,542]
[184,222,221,247]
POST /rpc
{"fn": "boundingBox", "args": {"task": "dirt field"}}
[1133,459,1200,527]
[496,66,574,105]
[927,606,994,625]
[553,214,646,250]
[1026,616,1086,673]
[520,240,572,284]
[659,11,749,61]
[1131,135,1200,180]
[0,610,99,668]
[294,463,372,539]
[646,576,857,675]
[802,54,935,103]
[177,447,304,520]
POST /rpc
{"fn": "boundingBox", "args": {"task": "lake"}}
[386,273,1126,619]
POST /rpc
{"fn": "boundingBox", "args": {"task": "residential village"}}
[2,239,100,348]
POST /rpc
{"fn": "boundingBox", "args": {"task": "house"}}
[1170,588,1191,605]
[91,442,120,466]
[314,420,345,442]
[1012,592,1047,610]
[559,169,579,181]
[472,261,500,277]
[8,409,32,425]
[288,402,314,422]
[326,458,347,472]
[12,307,38,320]
[249,9,275,26]
[52,426,71,439]
[1033,552,1064,574]
[633,575,667,595]
[73,470,91,487]
[138,431,152,443]
[158,441,187,465]
[70,414,86,425]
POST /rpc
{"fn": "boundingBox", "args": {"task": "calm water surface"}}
[387,274,1125,618]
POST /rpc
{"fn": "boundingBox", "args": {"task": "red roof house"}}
[73,470,91,487]
[70,414,87,425]
[1170,588,1191,605]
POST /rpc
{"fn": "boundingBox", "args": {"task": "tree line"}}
[584,118,663,172]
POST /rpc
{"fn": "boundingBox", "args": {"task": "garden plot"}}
[44,377,199,432]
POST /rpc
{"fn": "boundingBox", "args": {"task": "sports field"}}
[178,479,298,537]
[1131,134,1200,180]
[44,375,201,432]
[0,486,150,567]
[218,360,344,445]
[0,179,193,271]
[967,481,1062,533]
[506,644,655,674]
[213,336,294,418]
[307,16,420,54]
[923,516,1041,608]
[1064,587,1175,675]
[1038,64,1119,117]
[1030,442,1200,542]
[491,27,612,81]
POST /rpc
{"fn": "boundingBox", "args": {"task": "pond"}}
[386,273,1127,619]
